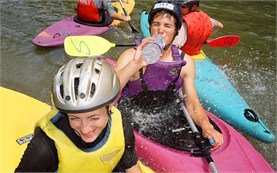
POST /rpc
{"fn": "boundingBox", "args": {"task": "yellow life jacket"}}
[36,107,125,173]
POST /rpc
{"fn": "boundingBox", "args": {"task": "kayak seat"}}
[118,91,221,154]
[73,7,118,27]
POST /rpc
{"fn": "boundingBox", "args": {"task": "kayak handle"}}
[244,109,271,134]
[244,109,259,122]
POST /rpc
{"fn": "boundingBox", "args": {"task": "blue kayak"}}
[140,10,275,143]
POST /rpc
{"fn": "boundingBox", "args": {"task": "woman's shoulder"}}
[180,53,195,76]
[183,53,194,63]
[33,127,58,157]
[116,48,137,66]
[122,48,136,57]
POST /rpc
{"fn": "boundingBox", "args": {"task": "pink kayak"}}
[32,0,135,47]
[32,15,110,47]
[134,111,274,172]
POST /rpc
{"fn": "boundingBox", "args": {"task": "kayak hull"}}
[0,87,51,172]
[32,0,135,47]
[195,55,275,143]
[140,10,275,143]
[135,111,274,172]
[32,15,110,47]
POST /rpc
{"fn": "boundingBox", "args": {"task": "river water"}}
[0,0,276,171]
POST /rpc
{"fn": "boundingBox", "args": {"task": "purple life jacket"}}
[123,45,186,98]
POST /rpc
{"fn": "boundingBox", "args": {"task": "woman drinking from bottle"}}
[115,0,223,150]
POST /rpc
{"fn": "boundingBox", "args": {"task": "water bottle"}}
[141,35,165,64]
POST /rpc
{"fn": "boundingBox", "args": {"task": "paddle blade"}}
[64,36,116,57]
[207,35,240,47]
[118,0,139,33]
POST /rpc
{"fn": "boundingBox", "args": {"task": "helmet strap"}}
[106,106,113,116]
[163,29,179,51]
[163,43,171,51]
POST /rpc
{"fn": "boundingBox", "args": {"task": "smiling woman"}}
[67,107,110,143]
[15,58,142,173]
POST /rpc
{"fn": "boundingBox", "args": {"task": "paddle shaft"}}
[115,43,136,47]
[118,0,138,33]
[178,91,219,173]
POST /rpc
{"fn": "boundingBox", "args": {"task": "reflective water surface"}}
[1,0,276,170]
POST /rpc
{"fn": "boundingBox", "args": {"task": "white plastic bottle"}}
[141,35,165,64]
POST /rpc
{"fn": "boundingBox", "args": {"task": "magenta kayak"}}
[32,0,135,47]
[134,111,274,172]
[32,15,110,47]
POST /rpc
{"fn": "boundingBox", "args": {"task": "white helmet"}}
[53,57,120,113]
